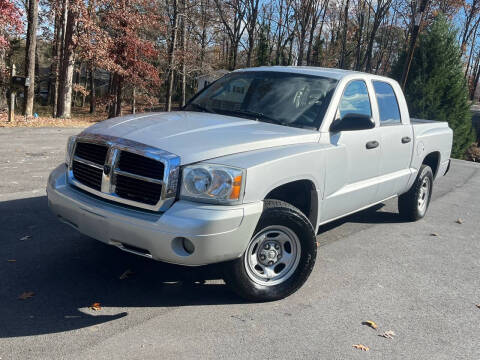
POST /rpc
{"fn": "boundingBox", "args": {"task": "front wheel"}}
[224,200,317,302]
[398,164,433,221]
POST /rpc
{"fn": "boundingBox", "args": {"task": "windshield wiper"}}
[186,103,216,114]
[226,109,283,125]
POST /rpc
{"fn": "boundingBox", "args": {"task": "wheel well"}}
[422,152,440,178]
[264,180,318,227]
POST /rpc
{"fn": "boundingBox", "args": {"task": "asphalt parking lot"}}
[1,127,479,359]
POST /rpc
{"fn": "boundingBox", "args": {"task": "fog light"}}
[182,238,195,254]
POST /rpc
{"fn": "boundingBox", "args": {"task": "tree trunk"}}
[132,87,136,114]
[53,0,67,117]
[89,66,96,113]
[57,0,76,118]
[401,0,430,89]
[81,67,87,107]
[339,0,350,69]
[116,76,122,117]
[165,0,178,112]
[24,0,39,117]
[180,0,186,107]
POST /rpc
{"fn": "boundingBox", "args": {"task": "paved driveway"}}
[0,128,479,359]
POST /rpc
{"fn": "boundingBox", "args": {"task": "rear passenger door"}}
[373,80,414,200]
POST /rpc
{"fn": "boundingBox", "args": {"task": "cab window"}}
[338,80,372,119]
[373,81,402,125]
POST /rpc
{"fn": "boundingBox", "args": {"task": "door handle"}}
[401,136,411,144]
[366,140,379,149]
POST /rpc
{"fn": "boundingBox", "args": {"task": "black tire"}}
[398,164,433,221]
[224,199,317,302]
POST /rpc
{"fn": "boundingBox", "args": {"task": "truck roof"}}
[234,66,377,80]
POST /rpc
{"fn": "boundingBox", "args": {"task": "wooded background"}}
[0,0,479,121]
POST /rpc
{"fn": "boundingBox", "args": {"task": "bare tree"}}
[57,2,77,118]
[24,0,39,117]
[214,0,247,70]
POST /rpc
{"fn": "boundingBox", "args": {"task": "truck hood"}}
[81,111,320,164]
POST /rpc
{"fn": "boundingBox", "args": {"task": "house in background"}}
[196,69,229,91]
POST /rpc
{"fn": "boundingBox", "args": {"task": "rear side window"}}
[373,81,401,125]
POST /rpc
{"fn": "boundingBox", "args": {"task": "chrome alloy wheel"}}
[244,225,301,286]
[417,176,431,214]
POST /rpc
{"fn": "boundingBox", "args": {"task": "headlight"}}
[65,135,77,166]
[180,164,245,204]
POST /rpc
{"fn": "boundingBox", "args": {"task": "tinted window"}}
[339,80,372,119]
[373,81,401,125]
[185,71,338,129]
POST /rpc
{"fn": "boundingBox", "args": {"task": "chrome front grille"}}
[67,134,180,212]
[72,160,103,191]
[74,142,108,165]
[117,151,164,180]
[115,174,163,205]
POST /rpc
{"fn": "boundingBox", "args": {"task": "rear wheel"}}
[224,199,317,302]
[398,164,433,221]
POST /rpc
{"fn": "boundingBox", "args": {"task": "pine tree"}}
[256,24,269,67]
[392,15,474,158]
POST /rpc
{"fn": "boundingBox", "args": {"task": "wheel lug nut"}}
[274,244,280,250]
[260,254,266,260]
[264,244,270,250]
[277,254,282,259]
[268,261,273,265]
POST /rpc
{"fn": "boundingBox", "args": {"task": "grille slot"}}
[115,174,162,205]
[72,161,103,191]
[117,151,164,180]
[74,142,108,165]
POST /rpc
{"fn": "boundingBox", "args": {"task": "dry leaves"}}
[18,291,35,300]
[19,235,31,241]
[456,218,464,224]
[362,320,378,330]
[7,259,16,262]
[476,304,480,309]
[89,302,102,311]
[379,330,396,339]
[352,344,370,351]
[119,269,134,280]
[430,233,439,237]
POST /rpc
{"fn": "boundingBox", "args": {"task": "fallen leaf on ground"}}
[379,330,396,339]
[119,269,134,280]
[89,302,102,311]
[456,218,464,224]
[362,320,378,330]
[7,259,16,262]
[430,233,439,236]
[476,304,480,309]
[19,235,31,241]
[316,241,320,247]
[18,291,35,300]
[352,344,370,351]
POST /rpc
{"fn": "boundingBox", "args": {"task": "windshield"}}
[184,71,338,129]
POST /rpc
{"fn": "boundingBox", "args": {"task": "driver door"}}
[321,80,382,222]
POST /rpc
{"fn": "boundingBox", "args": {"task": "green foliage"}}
[256,24,270,67]
[392,14,474,158]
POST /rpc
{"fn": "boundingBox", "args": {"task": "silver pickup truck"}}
[47,67,453,301]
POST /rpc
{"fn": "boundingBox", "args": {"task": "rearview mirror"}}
[330,113,375,132]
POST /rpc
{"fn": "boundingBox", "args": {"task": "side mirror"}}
[330,113,375,132]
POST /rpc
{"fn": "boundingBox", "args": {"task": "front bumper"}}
[47,164,263,266]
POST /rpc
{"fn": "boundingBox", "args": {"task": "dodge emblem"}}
[103,164,111,175]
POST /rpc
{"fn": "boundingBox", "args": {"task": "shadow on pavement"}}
[1,195,405,338]
[318,203,407,235]
[0,195,241,339]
